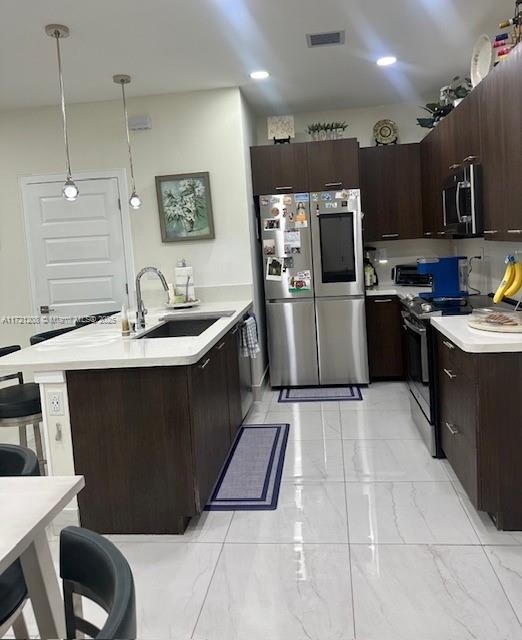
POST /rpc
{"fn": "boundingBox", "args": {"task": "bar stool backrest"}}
[60,527,137,640]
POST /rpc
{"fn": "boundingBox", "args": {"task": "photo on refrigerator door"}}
[289,270,311,292]
[264,218,280,231]
[284,230,301,255]
[266,257,283,281]
[263,239,276,255]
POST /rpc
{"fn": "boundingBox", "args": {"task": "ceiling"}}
[0,0,514,114]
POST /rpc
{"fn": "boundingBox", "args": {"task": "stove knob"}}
[421,303,432,313]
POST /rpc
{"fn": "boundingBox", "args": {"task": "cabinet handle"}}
[483,230,498,235]
[507,229,522,234]
[463,155,478,164]
[381,233,399,238]
[217,341,226,351]
[424,232,433,236]
[374,298,393,303]
[442,340,454,350]
[232,324,240,335]
[199,358,211,370]
[324,182,342,187]
[445,422,459,436]
[443,368,457,379]
[449,163,461,170]
[275,186,293,191]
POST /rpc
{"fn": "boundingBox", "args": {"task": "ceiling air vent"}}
[306,30,345,48]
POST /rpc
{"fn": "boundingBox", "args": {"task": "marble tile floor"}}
[3,382,522,639]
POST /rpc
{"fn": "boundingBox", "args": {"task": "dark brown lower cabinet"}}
[366,295,405,379]
[436,331,522,529]
[67,324,242,534]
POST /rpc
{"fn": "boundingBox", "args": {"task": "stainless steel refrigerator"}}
[260,189,369,387]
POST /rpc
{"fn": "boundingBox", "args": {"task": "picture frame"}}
[155,172,215,242]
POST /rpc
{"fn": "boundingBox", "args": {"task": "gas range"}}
[401,293,512,458]
[401,293,508,321]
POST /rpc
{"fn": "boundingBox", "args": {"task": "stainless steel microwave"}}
[442,163,482,236]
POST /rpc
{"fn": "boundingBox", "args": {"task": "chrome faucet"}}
[135,267,169,329]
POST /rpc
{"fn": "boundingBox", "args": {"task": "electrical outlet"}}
[48,391,64,416]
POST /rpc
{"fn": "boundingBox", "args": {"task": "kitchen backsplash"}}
[367,239,452,285]
[368,238,522,299]
[451,239,522,296]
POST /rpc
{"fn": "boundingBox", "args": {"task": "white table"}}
[0,476,85,638]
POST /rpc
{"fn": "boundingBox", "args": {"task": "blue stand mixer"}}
[417,256,468,301]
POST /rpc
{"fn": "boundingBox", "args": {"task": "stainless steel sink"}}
[137,319,218,339]
[160,310,235,321]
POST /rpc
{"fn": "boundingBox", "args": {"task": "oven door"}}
[402,314,431,420]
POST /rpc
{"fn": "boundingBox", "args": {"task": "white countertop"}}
[0,476,84,573]
[0,300,253,372]
[366,284,427,299]
[431,315,522,353]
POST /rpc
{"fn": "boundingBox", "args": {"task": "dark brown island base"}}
[67,324,242,534]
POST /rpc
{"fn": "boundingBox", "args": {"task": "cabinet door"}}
[190,343,231,509]
[442,90,481,170]
[365,296,405,379]
[68,367,196,534]
[250,143,309,195]
[307,139,360,191]
[360,144,422,242]
[480,45,522,240]
[225,325,243,442]
[421,123,445,237]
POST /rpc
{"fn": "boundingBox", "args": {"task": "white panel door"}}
[24,178,130,324]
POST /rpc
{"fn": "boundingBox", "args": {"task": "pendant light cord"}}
[53,31,72,181]
[119,81,136,193]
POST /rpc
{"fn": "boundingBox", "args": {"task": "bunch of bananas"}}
[494,255,522,303]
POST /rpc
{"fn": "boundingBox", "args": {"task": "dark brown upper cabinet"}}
[250,143,309,195]
[307,138,360,191]
[479,45,522,240]
[420,122,445,237]
[360,143,422,242]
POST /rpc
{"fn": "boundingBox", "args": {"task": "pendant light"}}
[113,74,142,209]
[45,24,79,201]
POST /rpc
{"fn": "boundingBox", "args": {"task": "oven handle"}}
[403,317,426,336]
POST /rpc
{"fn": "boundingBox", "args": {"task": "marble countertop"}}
[0,300,253,372]
[431,315,522,353]
[365,284,426,299]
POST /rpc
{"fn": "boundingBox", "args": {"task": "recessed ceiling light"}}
[250,70,270,80]
[377,56,397,67]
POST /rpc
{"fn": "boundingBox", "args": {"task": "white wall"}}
[369,239,452,285]
[0,87,255,347]
[239,93,269,388]
[256,101,432,147]
[452,238,522,297]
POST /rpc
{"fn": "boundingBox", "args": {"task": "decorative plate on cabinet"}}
[471,34,493,87]
[373,119,399,145]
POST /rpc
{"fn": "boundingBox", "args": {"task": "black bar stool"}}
[60,526,137,639]
[29,325,77,345]
[0,444,40,639]
[0,346,45,474]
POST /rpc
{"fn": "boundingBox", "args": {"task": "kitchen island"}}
[0,301,253,534]
[431,315,522,531]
